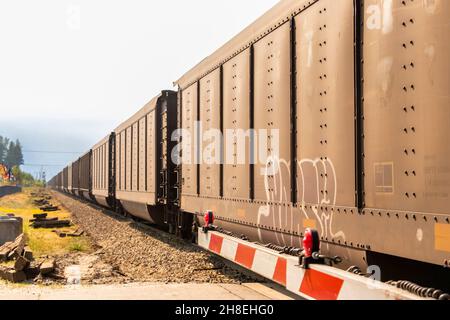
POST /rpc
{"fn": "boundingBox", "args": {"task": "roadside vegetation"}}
[0,135,40,187]
[0,188,92,258]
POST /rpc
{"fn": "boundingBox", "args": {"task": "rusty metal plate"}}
[253,22,291,204]
[181,83,199,197]
[199,68,221,198]
[363,0,450,214]
[223,49,251,200]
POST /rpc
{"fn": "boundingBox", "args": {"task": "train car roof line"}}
[174,0,318,89]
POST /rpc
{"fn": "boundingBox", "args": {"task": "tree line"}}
[0,135,24,169]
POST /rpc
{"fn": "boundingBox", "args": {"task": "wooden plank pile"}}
[53,228,84,238]
[39,205,60,212]
[0,234,56,283]
[32,193,59,212]
[30,213,71,229]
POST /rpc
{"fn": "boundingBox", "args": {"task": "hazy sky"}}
[0,0,278,179]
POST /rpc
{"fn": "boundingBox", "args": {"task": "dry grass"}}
[0,188,92,258]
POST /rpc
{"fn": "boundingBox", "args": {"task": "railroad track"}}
[51,190,263,285]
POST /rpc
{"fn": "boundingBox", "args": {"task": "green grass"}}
[0,187,93,258]
[69,238,90,253]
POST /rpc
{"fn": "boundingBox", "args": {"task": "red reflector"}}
[303,228,320,258]
[205,210,214,226]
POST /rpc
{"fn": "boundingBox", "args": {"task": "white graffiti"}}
[257,157,346,247]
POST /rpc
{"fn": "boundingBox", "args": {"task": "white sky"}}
[0,0,278,178]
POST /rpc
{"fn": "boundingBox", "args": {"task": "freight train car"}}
[71,158,80,196]
[173,0,450,289]
[112,91,183,229]
[91,134,114,208]
[49,0,450,297]
[78,151,92,201]
[67,164,73,194]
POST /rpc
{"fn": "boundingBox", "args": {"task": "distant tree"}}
[14,139,24,167]
[12,166,41,187]
[4,140,15,167]
[0,136,10,163]
[5,139,24,168]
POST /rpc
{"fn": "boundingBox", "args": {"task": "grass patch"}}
[69,238,90,253]
[0,188,93,258]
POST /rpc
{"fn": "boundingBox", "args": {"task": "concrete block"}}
[0,216,23,246]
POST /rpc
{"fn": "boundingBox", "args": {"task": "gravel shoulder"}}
[51,191,257,285]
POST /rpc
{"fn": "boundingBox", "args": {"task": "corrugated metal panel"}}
[253,22,291,203]
[63,167,68,189]
[68,164,72,191]
[120,132,125,191]
[223,49,251,200]
[126,127,132,191]
[132,122,139,192]
[181,83,199,197]
[199,68,221,198]
[146,110,156,198]
[114,95,159,206]
[139,117,146,192]
[72,160,80,190]
[363,0,450,214]
[92,135,109,197]
[296,0,355,207]
[79,151,91,192]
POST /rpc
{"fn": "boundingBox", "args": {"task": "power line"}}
[23,164,66,167]
[23,150,83,154]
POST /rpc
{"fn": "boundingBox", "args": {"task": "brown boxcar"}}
[175,0,450,282]
[92,134,114,208]
[67,164,73,193]
[79,151,92,200]
[49,0,450,290]
[114,91,178,224]
[72,159,80,196]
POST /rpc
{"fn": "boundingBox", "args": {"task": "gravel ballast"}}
[51,191,257,284]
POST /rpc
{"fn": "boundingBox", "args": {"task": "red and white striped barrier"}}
[198,230,427,300]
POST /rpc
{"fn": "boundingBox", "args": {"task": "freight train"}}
[48,0,450,293]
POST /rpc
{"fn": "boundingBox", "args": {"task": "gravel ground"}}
[51,191,257,285]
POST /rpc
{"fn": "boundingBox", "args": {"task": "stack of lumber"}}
[0,234,56,283]
[30,213,71,229]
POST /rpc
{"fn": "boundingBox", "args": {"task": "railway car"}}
[91,134,114,208]
[62,166,69,193]
[57,172,62,192]
[67,164,73,194]
[173,0,450,289]
[49,0,450,295]
[112,91,183,230]
[79,151,92,201]
[72,158,80,196]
